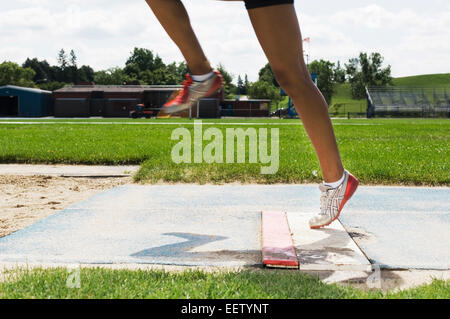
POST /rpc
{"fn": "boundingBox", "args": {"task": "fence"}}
[328,103,366,118]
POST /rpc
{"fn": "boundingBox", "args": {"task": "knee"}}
[272,66,312,93]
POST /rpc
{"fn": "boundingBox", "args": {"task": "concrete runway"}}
[0,184,448,269]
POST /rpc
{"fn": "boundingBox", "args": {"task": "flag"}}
[303,37,310,43]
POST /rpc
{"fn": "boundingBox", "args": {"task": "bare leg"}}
[145,0,213,75]
[246,4,344,182]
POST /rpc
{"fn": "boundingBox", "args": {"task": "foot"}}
[158,70,223,117]
[309,170,359,229]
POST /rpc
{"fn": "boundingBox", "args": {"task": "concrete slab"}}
[339,186,450,269]
[0,164,139,177]
[0,184,447,270]
[287,213,372,271]
[0,185,262,267]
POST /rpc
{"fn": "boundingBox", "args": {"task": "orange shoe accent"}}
[158,70,224,117]
[338,173,359,213]
[164,74,193,107]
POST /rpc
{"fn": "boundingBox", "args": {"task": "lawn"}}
[0,267,448,299]
[392,73,450,88]
[0,118,448,185]
[329,83,366,117]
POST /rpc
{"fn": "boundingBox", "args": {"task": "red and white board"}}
[261,211,299,269]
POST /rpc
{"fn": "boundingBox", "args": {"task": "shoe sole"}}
[310,173,359,229]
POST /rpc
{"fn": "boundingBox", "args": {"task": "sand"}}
[0,175,131,238]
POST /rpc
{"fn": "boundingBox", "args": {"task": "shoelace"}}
[173,74,193,104]
[319,187,332,216]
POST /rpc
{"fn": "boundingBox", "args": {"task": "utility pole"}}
[303,37,311,67]
[304,49,310,67]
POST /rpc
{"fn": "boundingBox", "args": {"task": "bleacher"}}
[366,86,450,118]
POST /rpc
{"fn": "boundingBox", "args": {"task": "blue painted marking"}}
[131,233,227,258]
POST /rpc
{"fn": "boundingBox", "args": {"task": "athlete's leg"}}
[145,0,212,75]
[246,3,344,182]
[145,0,223,116]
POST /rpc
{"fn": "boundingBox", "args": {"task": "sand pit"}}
[0,175,131,238]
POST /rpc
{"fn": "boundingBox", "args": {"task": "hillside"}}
[392,73,450,88]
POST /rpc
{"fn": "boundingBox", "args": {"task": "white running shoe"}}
[158,70,223,117]
[309,170,359,229]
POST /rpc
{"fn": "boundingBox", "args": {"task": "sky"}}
[1,0,449,83]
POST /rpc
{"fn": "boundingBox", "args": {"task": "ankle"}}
[188,60,213,76]
[191,71,214,82]
[323,170,346,188]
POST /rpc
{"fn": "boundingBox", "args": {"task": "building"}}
[0,85,53,117]
[53,85,183,117]
[220,99,271,117]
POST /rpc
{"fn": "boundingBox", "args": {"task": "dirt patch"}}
[346,226,378,246]
[0,175,131,238]
[302,269,450,291]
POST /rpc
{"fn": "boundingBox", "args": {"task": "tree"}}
[123,47,184,85]
[57,49,68,70]
[94,67,132,85]
[237,75,245,95]
[0,61,36,87]
[258,63,279,87]
[124,47,160,79]
[77,65,94,83]
[165,62,184,84]
[244,74,249,95]
[345,52,392,99]
[39,81,65,91]
[247,80,281,104]
[308,59,335,105]
[216,63,236,98]
[69,50,77,68]
[175,61,189,83]
[333,61,346,84]
[22,58,53,83]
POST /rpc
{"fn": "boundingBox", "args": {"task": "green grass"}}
[329,83,366,116]
[0,267,448,299]
[0,118,448,185]
[393,73,450,88]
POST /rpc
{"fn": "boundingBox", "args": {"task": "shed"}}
[0,85,53,117]
[53,85,182,117]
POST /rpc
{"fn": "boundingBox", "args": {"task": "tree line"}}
[0,47,392,104]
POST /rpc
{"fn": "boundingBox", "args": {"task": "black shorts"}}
[244,0,294,10]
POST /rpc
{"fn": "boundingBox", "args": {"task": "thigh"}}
[246,3,306,76]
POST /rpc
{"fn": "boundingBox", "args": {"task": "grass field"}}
[329,83,366,116]
[393,73,450,88]
[0,118,448,185]
[0,267,448,299]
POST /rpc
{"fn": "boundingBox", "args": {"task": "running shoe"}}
[309,170,359,229]
[158,70,223,117]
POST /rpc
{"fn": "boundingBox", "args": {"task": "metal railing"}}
[366,86,450,118]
